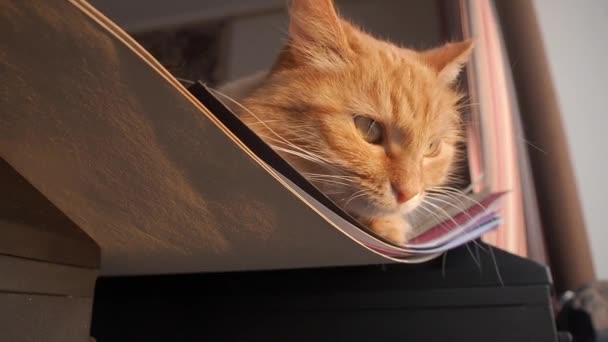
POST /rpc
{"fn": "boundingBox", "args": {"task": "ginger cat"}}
[220,0,473,245]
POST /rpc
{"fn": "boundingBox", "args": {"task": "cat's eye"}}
[354,116,383,145]
[425,140,442,157]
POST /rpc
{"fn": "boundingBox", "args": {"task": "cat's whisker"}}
[429,193,491,253]
[420,200,460,229]
[247,119,282,126]
[427,191,469,212]
[425,192,482,222]
[321,190,347,195]
[269,145,332,167]
[262,135,343,173]
[209,87,338,169]
[415,200,456,233]
[344,193,367,209]
[305,175,354,181]
[307,178,353,187]
[308,180,354,188]
[343,189,368,209]
[260,135,339,172]
[431,197,485,251]
[416,201,484,257]
[515,134,547,154]
[488,245,504,286]
[415,202,445,226]
[441,251,448,279]
[264,141,326,164]
[425,194,468,217]
[302,174,358,185]
[424,195,480,255]
[428,186,487,210]
[302,173,358,180]
[343,189,367,200]
[455,101,480,111]
[416,201,459,236]
[430,185,473,194]
[419,199,481,267]
[422,194,483,249]
[428,192,489,253]
[429,192,493,274]
[431,185,474,193]
[421,195,488,254]
[259,128,331,163]
[257,132,331,166]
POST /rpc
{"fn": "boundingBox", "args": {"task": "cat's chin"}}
[343,195,423,221]
[399,193,423,215]
[346,204,400,221]
[333,197,411,245]
[366,214,410,245]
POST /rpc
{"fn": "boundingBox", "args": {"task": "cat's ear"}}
[421,40,474,84]
[287,0,349,66]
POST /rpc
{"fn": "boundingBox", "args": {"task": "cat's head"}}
[240,0,473,219]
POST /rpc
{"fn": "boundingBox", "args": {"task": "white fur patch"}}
[400,193,422,214]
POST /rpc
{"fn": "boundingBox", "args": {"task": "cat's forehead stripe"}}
[274,100,331,116]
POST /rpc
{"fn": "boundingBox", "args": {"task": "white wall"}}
[533,0,608,278]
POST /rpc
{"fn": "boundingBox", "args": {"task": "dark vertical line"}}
[436,0,473,190]
[494,0,595,293]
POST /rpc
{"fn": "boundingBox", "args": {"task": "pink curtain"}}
[460,0,538,258]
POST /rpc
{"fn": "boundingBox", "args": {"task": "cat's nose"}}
[396,191,407,203]
[396,191,415,204]
[392,183,417,204]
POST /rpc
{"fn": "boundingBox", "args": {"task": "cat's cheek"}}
[368,215,409,245]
